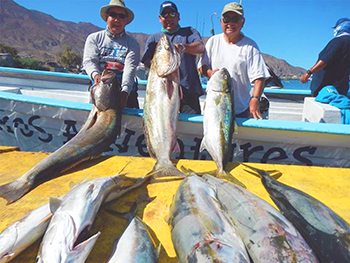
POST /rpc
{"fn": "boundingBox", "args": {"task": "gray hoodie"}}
[83,29,140,94]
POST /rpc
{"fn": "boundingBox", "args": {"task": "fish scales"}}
[143,35,184,178]
[0,203,51,263]
[203,174,320,263]
[200,68,234,173]
[245,165,350,263]
[168,175,250,263]
[107,216,159,263]
[0,70,122,204]
[37,174,151,263]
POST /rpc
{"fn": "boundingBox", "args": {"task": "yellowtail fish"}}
[168,175,250,263]
[200,68,244,187]
[203,174,320,263]
[143,35,184,178]
[244,164,350,263]
[107,216,160,263]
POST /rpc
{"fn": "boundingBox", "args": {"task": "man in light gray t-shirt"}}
[198,2,270,119]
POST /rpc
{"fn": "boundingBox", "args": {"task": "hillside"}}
[0,0,305,77]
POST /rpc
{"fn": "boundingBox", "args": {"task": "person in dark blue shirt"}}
[301,18,350,96]
[141,1,205,114]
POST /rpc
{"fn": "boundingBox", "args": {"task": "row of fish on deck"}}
[0,35,349,262]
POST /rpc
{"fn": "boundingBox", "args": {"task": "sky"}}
[14,0,350,70]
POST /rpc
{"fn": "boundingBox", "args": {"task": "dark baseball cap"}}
[333,17,350,28]
[160,1,178,14]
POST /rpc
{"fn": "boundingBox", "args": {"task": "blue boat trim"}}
[0,66,90,80]
[1,91,349,136]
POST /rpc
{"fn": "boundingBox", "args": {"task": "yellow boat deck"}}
[1,146,349,262]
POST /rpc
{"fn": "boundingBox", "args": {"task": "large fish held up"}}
[168,175,250,263]
[244,164,350,263]
[36,173,152,263]
[143,35,184,178]
[0,70,122,204]
[200,68,244,187]
[203,174,319,263]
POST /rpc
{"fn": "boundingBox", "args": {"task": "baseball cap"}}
[160,1,178,15]
[333,17,350,28]
[222,2,244,17]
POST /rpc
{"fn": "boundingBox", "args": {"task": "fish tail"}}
[152,163,185,178]
[0,179,32,204]
[215,170,246,189]
[241,163,281,179]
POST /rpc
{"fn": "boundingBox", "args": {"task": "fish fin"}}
[215,170,246,189]
[105,202,138,223]
[67,231,101,262]
[79,105,98,132]
[0,179,32,204]
[156,243,162,260]
[241,163,282,179]
[233,120,238,134]
[172,140,181,153]
[49,197,62,213]
[178,85,183,100]
[199,138,206,153]
[166,79,174,100]
[152,163,185,178]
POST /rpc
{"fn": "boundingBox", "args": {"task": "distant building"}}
[0,53,14,67]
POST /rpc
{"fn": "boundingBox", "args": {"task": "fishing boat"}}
[0,66,349,168]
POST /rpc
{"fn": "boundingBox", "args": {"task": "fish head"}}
[153,35,181,77]
[90,70,121,111]
[37,211,99,263]
[188,240,247,263]
[207,68,231,93]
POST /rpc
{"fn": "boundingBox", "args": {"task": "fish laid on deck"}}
[168,175,250,263]
[36,173,151,263]
[200,68,243,186]
[0,70,122,204]
[244,164,350,263]
[0,203,52,263]
[107,216,160,263]
[203,174,319,263]
[142,35,184,178]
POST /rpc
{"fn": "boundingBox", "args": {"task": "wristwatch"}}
[306,70,313,75]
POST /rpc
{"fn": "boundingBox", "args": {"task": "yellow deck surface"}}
[0,146,349,262]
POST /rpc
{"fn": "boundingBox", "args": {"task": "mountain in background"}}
[0,0,305,78]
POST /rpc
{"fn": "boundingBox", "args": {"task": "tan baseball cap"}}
[222,2,244,16]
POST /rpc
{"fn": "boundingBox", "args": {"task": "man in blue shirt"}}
[301,18,350,97]
[141,1,204,114]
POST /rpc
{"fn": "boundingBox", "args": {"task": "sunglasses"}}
[108,12,127,20]
[161,12,177,18]
[222,15,242,24]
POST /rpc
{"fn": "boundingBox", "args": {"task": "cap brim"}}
[100,5,134,24]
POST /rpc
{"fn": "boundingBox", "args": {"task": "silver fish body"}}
[0,70,122,204]
[200,68,234,174]
[168,175,250,263]
[245,165,350,263]
[107,216,159,263]
[37,174,151,263]
[0,203,52,263]
[143,35,184,177]
[203,174,320,263]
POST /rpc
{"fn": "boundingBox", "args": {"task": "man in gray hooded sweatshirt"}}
[83,0,140,108]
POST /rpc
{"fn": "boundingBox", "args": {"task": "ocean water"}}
[280,80,310,91]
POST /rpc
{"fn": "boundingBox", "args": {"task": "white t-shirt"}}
[198,33,270,114]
